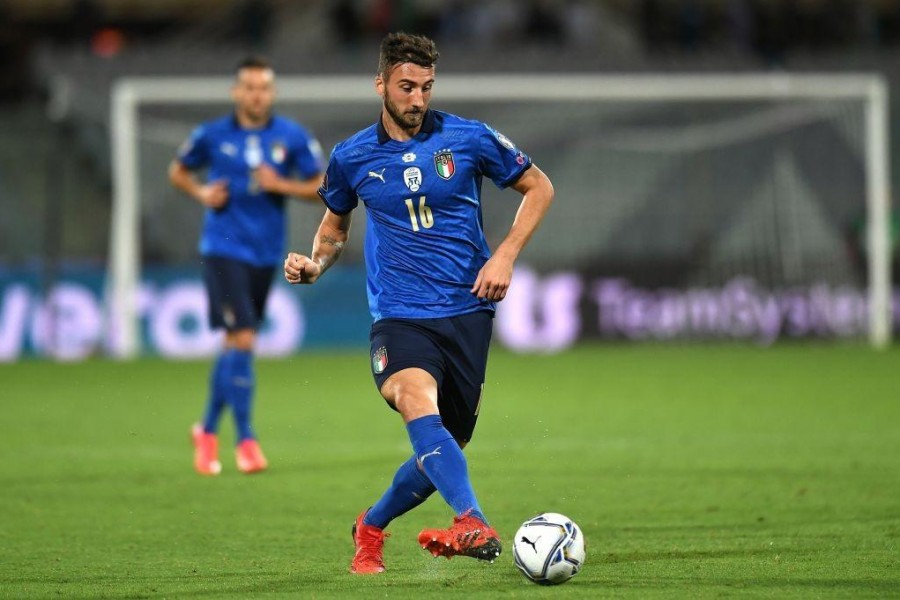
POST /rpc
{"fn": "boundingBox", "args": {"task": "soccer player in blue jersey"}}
[169,56,325,476]
[284,32,554,573]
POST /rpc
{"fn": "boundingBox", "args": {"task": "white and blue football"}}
[512,512,586,585]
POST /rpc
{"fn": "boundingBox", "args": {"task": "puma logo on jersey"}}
[368,168,386,183]
[419,446,441,464]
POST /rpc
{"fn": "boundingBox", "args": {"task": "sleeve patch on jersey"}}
[178,138,194,157]
[308,139,324,163]
[494,131,516,151]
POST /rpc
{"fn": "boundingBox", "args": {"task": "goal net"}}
[109,74,892,357]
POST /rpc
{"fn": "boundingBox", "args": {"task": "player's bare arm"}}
[255,164,324,201]
[471,164,554,301]
[284,209,352,284]
[168,160,229,209]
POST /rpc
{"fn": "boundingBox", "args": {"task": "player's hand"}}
[255,164,284,194]
[284,252,322,284]
[197,180,229,209]
[471,254,514,301]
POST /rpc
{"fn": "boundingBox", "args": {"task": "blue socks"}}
[403,414,487,524]
[365,454,437,529]
[201,348,256,442]
[201,352,230,434]
[226,349,255,442]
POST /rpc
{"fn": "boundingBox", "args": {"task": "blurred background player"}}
[169,56,325,475]
[284,32,554,572]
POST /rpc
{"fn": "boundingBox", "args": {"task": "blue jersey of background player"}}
[284,33,554,574]
[169,56,325,476]
[175,70,325,267]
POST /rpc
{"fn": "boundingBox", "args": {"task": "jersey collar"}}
[376,109,435,144]
[231,112,274,131]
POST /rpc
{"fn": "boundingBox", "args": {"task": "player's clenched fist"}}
[284,252,321,284]
[197,180,229,209]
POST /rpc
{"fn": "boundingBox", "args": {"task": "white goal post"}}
[109,73,892,357]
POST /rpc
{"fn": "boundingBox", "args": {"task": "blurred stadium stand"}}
[1,0,899,358]
[3,0,900,267]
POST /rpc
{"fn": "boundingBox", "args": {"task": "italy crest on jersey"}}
[434,150,455,180]
[372,346,388,374]
[270,141,287,164]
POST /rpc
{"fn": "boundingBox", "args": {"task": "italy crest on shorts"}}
[434,150,455,180]
[372,346,388,374]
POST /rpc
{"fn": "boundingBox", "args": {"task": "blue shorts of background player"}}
[202,255,274,331]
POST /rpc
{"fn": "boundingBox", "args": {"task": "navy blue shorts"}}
[201,255,275,331]
[369,310,494,443]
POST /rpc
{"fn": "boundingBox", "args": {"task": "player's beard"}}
[239,99,271,126]
[384,95,424,131]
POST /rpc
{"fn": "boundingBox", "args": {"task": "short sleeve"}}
[477,124,532,189]
[291,129,326,179]
[176,126,210,170]
[317,151,357,215]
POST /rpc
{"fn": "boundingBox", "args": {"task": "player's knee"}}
[226,329,256,351]
[382,372,437,420]
[390,383,434,416]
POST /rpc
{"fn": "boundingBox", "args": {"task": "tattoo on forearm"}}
[319,234,343,249]
[316,234,344,270]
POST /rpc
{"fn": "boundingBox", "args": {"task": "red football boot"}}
[350,510,389,574]
[191,424,222,476]
[417,510,502,562]
[235,438,268,474]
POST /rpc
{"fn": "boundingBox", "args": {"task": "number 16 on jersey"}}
[404,196,434,232]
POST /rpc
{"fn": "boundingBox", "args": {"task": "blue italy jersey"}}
[319,110,532,320]
[177,114,325,266]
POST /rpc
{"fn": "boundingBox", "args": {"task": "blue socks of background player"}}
[365,454,437,529]
[227,349,255,442]
[403,414,488,524]
[201,352,230,433]
[201,348,256,442]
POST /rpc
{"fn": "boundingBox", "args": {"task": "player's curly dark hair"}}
[378,33,439,79]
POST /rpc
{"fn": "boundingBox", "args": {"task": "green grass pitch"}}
[1,344,898,598]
